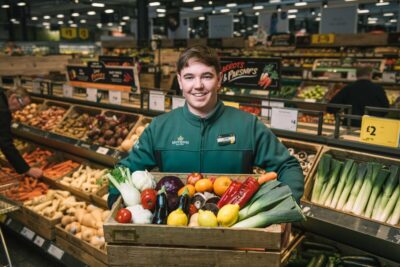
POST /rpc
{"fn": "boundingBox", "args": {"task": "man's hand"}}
[26,167,43,179]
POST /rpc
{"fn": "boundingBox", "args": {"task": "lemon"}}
[197,210,218,227]
[167,209,188,226]
[217,204,239,227]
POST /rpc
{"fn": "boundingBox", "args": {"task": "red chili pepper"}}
[229,177,260,208]
[217,181,242,208]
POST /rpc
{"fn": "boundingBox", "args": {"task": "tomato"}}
[187,172,203,185]
[115,208,132,223]
[141,189,157,211]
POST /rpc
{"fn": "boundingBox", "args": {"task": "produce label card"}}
[271,107,298,132]
[86,88,98,102]
[360,116,400,148]
[261,100,284,118]
[109,90,122,105]
[149,92,165,112]
[62,84,73,98]
[172,96,185,110]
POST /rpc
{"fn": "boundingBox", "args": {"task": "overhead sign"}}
[209,15,233,38]
[99,56,135,67]
[60,27,90,41]
[220,57,281,90]
[311,34,335,45]
[320,5,357,34]
[360,116,400,148]
[67,61,137,92]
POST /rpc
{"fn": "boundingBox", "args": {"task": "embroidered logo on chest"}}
[172,135,190,146]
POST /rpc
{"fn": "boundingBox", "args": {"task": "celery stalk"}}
[343,163,368,212]
[330,159,354,209]
[318,159,343,205]
[336,163,358,210]
[311,154,332,203]
[364,169,389,218]
[375,165,399,220]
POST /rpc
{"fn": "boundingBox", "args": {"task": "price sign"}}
[20,227,35,240]
[33,235,45,247]
[47,244,64,260]
[261,100,284,118]
[172,96,186,110]
[109,90,122,105]
[270,108,298,132]
[223,101,240,109]
[32,80,41,94]
[62,84,73,98]
[311,34,335,45]
[96,146,109,155]
[11,123,19,129]
[360,116,400,148]
[149,91,165,112]
[86,88,98,102]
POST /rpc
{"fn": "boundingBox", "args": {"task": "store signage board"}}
[86,88,98,102]
[67,61,136,92]
[149,91,166,112]
[320,5,357,34]
[60,27,90,41]
[99,56,135,67]
[360,116,400,148]
[109,90,122,105]
[270,107,298,132]
[62,84,73,98]
[258,11,289,35]
[220,57,281,90]
[223,101,240,109]
[261,100,284,118]
[172,96,186,110]
[208,15,233,38]
[311,34,335,45]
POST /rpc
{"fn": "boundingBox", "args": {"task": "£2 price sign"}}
[360,116,400,148]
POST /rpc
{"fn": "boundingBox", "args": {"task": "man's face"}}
[177,58,221,117]
[8,94,30,113]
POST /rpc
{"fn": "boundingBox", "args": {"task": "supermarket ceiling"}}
[0,0,398,30]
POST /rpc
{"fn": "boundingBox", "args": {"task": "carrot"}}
[257,171,278,185]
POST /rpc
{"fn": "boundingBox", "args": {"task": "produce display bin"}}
[104,173,302,267]
[55,225,108,267]
[90,184,108,210]
[279,138,323,182]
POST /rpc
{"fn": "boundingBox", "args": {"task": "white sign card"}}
[109,90,122,105]
[320,5,357,34]
[172,96,186,110]
[270,107,298,132]
[261,100,284,118]
[149,91,165,111]
[86,88,98,102]
[168,16,190,39]
[32,80,41,94]
[208,15,233,38]
[20,227,35,240]
[62,84,73,98]
[47,244,64,260]
[33,235,45,247]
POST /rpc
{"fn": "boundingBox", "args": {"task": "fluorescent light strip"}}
[384,13,394,17]
[105,9,114,13]
[87,11,96,15]
[288,9,298,14]
[183,0,195,3]
[92,3,105,7]
[156,8,166,13]
[193,6,203,10]
[122,16,130,20]
[227,3,237,7]
[357,9,369,14]
[220,8,230,13]
[390,19,397,23]
[72,12,79,17]
[31,16,38,21]
[57,14,64,18]
[199,16,205,20]
[1,4,10,8]
[43,15,51,19]
[149,2,160,6]
[253,5,263,10]
[255,12,260,16]
[17,2,26,6]
[294,2,307,7]
[157,13,165,17]
[288,15,297,19]
[376,1,389,6]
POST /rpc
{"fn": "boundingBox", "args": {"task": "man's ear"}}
[177,74,183,90]
[8,93,17,103]
[217,72,222,91]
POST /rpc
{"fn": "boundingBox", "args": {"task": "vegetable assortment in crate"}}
[12,98,44,124]
[304,147,400,227]
[24,101,70,131]
[104,168,305,267]
[1,176,49,202]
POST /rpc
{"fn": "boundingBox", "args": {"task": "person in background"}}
[0,87,43,178]
[108,45,304,207]
[327,66,389,127]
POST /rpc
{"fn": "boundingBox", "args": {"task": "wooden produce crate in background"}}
[91,184,108,210]
[104,173,301,267]
[55,225,108,267]
[279,138,323,182]
[302,146,400,228]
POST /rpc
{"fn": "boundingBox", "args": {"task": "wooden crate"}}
[302,146,400,228]
[90,184,108,210]
[104,173,301,267]
[279,138,323,182]
[55,225,108,267]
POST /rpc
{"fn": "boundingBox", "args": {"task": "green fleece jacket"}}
[109,100,304,206]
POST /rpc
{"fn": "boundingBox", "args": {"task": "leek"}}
[239,185,292,221]
[379,185,400,222]
[311,154,332,203]
[318,159,343,205]
[232,197,305,228]
[371,193,383,220]
[344,163,368,212]
[364,169,389,218]
[336,163,358,210]
[246,180,282,207]
[352,163,382,215]
[106,166,141,207]
[375,165,399,220]
[324,187,335,207]
[387,193,400,225]
[330,159,354,209]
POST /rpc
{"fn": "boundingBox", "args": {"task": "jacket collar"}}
[182,99,225,126]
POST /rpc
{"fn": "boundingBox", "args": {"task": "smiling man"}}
[109,45,304,207]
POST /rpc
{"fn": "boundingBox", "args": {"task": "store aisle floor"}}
[0,227,62,267]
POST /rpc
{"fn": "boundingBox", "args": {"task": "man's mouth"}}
[192,92,208,97]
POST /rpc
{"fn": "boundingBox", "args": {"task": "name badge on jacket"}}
[217,134,236,146]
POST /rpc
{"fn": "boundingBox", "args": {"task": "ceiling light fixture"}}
[42,22,50,26]
[97,23,102,27]
[31,16,38,21]
[220,8,230,13]
[376,1,389,6]
[72,12,79,17]
[87,11,96,15]
[156,8,166,13]
[92,2,105,7]
[253,5,263,10]
[58,21,64,25]
[390,19,397,23]
[344,0,357,2]
[157,13,165,17]
[149,1,160,6]
[68,20,73,24]
[294,1,307,7]
[255,12,260,15]
[120,21,126,25]
[107,22,113,26]
[105,9,114,13]
[71,23,77,27]
[227,3,237,7]
[183,0,195,2]
[233,18,239,22]
[288,9,298,13]
[193,6,203,10]
[277,5,282,12]
[80,19,86,23]
[122,16,130,20]
[43,15,51,19]
[208,1,213,4]
[57,14,64,18]
[288,14,297,19]
[323,1,328,8]
[199,16,205,20]
[316,17,321,21]
[17,2,26,7]
[384,12,394,16]
[357,9,369,14]
[1,4,10,8]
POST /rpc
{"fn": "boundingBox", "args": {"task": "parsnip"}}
[32,200,52,212]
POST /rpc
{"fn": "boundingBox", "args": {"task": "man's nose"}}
[194,78,204,88]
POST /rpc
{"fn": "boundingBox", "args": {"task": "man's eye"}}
[184,76,193,80]
[203,75,213,79]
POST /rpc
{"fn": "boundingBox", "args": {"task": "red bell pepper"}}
[217,181,242,208]
[229,177,260,208]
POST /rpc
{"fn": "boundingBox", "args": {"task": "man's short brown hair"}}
[356,66,373,78]
[5,86,30,99]
[177,45,221,74]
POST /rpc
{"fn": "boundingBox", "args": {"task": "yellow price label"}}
[79,28,89,40]
[360,116,400,148]
[311,34,335,45]
[60,27,77,40]
[223,101,240,109]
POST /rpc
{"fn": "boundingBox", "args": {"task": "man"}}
[0,87,43,178]
[328,66,389,127]
[108,45,304,207]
